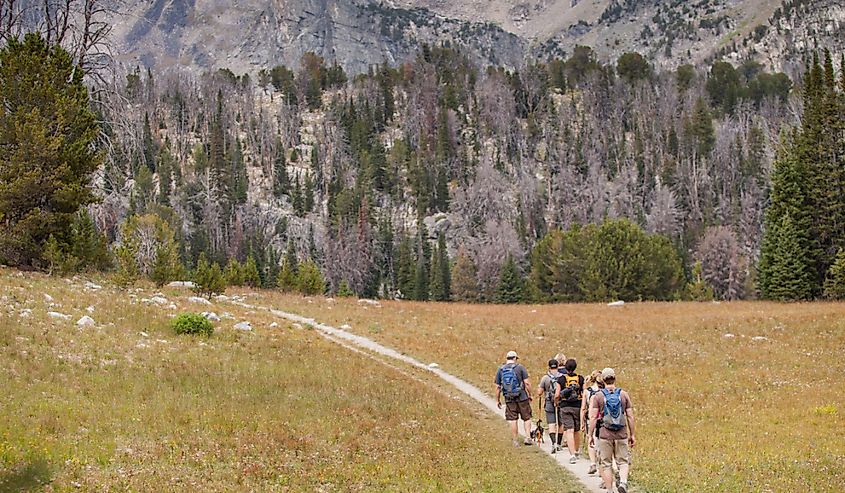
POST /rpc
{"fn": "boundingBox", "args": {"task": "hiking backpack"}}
[600,388,626,431]
[560,373,582,401]
[545,372,559,405]
[499,363,523,401]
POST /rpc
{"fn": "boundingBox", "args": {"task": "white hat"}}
[601,367,616,379]
[506,350,519,360]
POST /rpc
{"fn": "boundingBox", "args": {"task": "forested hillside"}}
[79,46,821,301]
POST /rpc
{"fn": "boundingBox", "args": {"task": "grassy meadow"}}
[262,294,845,492]
[0,269,582,492]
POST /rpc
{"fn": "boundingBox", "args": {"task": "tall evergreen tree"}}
[413,222,431,300]
[824,249,845,300]
[496,254,525,303]
[0,34,101,268]
[758,212,815,300]
[273,142,290,198]
[396,234,416,299]
[429,233,451,301]
[451,248,479,302]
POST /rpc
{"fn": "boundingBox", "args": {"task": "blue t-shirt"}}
[495,362,529,402]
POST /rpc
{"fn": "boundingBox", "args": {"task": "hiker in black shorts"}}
[495,350,534,447]
[559,358,585,463]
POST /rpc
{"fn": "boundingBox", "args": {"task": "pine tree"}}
[304,173,315,213]
[242,256,262,288]
[142,112,157,172]
[231,138,248,205]
[684,261,715,301]
[451,248,479,302]
[224,258,244,286]
[264,246,280,288]
[429,234,451,301]
[0,34,101,268]
[273,143,290,198]
[759,213,815,301]
[823,249,845,300]
[69,210,110,271]
[297,259,326,295]
[337,280,354,297]
[193,253,227,299]
[150,240,183,287]
[277,241,299,292]
[114,223,140,289]
[413,223,431,300]
[396,234,416,299]
[292,176,304,215]
[496,254,525,303]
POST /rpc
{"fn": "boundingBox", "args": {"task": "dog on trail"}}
[531,419,544,445]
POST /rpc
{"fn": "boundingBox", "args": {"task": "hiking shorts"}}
[597,438,630,468]
[545,409,559,425]
[559,407,580,431]
[505,400,532,421]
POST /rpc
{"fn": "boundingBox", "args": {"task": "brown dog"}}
[531,419,545,444]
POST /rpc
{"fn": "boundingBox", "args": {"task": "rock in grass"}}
[76,316,96,327]
[201,312,221,322]
[168,281,195,288]
[607,300,625,307]
[19,309,32,318]
[723,333,736,338]
[44,294,54,303]
[85,282,103,290]
[358,299,382,307]
[150,296,168,305]
[187,296,212,305]
[48,311,70,320]
[234,321,252,331]
[269,322,279,328]
[340,324,352,330]
[86,306,95,313]
[428,363,439,369]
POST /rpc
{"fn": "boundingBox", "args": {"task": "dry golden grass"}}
[261,294,845,492]
[0,269,582,492]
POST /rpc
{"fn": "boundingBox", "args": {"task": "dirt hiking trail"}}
[264,307,605,493]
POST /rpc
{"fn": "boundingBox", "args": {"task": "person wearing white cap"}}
[495,350,534,447]
[589,368,635,493]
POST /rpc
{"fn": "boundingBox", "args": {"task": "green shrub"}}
[172,313,214,336]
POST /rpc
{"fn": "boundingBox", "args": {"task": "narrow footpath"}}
[264,307,605,493]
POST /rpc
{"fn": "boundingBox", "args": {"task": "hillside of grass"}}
[265,294,845,492]
[0,269,583,492]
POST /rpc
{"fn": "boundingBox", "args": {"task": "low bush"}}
[172,313,214,336]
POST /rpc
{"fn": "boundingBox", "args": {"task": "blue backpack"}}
[601,388,626,431]
[500,363,523,401]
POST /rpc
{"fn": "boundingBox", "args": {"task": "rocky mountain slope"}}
[107,0,844,74]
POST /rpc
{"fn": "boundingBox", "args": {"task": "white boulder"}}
[202,312,221,322]
[428,363,440,369]
[187,297,212,305]
[44,294,54,303]
[76,316,95,327]
[48,311,70,320]
[150,296,168,305]
[19,309,32,318]
[168,281,195,288]
[269,322,279,328]
[86,306,95,313]
[85,282,103,290]
[234,321,253,331]
[607,300,626,307]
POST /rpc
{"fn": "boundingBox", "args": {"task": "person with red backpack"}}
[495,350,534,447]
[589,368,635,493]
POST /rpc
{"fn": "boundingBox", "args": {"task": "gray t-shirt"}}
[539,370,562,412]
[495,362,530,402]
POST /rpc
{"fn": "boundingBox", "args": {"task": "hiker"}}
[580,370,604,475]
[536,358,564,453]
[495,350,534,447]
[589,368,635,493]
[558,358,585,463]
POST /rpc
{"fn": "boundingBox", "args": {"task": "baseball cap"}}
[601,367,616,379]
[548,359,559,369]
[506,350,519,360]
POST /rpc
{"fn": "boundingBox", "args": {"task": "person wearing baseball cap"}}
[495,350,534,446]
[537,358,564,452]
[589,367,635,493]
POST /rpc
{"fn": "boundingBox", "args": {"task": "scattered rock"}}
[135,342,149,349]
[139,331,149,338]
[221,312,234,319]
[202,312,221,322]
[340,324,352,330]
[150,296,168,305]
[214,295,229,302]
[752,336,769,341]
[44,294,54,303]
[47,311,70,320]
[19,309,32,318]
[723,333,736,338]
[76,316,96,327]
[291,323,304,330]
[86,306,95,313]
[326,298,336,303]
[167,303,178,310]
[187,296,212,305]
[607,300,625,307]
[428,363,439,369]
[156,339,169,344]
[85,282,103,290]
[358,299,382,307]
[168,281,195,288]
[234,321,253,331]
[269,322,279,328]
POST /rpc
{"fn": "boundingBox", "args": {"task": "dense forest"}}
[2,27,844,302]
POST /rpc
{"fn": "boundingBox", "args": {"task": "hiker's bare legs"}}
[523,419,532,439]
[619,462,629,485]
[588,437,597,463]
[600,464,614,490]
[509,420,518,440]
[566,429,577,455]
[574,429,581,452]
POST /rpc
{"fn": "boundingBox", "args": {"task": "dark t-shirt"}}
[495,363,530,402]
[593,388,632,440]
[558,372,585,409]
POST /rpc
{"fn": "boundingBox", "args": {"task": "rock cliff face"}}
[107,0,844,74]
[108,0,526,74]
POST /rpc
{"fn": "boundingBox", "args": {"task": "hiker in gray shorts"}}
[537,358,564,452]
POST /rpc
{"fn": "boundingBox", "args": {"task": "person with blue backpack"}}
[495,350,534,447]
[589,367,635,493]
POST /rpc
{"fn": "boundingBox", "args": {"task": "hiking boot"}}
[523,437,533,446]
[588,463,597,475]
[569,455,577,464]
[550,445,557,454]
[618,482,628,493]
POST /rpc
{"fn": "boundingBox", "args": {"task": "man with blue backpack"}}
[495,350,534,447]
[589,368,635,493]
